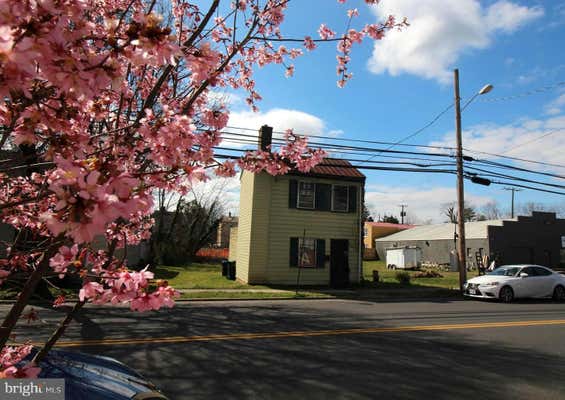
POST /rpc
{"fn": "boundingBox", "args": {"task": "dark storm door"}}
[330,239,349,288]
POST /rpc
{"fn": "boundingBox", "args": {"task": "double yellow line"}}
[46,319,565,348]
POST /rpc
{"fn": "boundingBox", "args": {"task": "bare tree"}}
[150,179,231,265]
[517,201,546,216]
[479,201,503,220]
[440,202,477,223]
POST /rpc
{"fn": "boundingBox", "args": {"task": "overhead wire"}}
[214,128,565,196]
[222,125,565,170]
[218,133,565,183]
[463,147,565,169]
[223,125,457,151]
[499,127,565,155]
[477,80,565,103]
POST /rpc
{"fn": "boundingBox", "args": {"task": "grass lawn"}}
[363,260,478,290]
[0,261,473,302]
[153,262,268,290]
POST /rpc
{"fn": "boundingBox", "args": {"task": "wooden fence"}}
[196,248,229,259]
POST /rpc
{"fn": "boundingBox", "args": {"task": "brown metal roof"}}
[289,158,365,181]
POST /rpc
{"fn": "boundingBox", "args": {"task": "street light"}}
[453,69,493,291]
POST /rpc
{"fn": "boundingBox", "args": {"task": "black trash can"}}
[227,261,236,281]
[221,260,228,277]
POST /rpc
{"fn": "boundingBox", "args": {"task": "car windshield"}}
[487,266,521,277]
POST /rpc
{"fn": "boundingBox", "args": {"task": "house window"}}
[297,182,315,209]
[290,237,325,268]
[332,185,349,212]
[363,227,368,237]
[299,238,317,268]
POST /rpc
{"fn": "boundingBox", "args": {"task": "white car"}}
[464,265,565,303]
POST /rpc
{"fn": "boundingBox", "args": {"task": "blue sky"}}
[216,0,565,223]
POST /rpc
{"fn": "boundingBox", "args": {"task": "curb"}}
[0,293,465,305]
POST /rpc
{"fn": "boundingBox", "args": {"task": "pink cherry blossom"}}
[0,0,405,376]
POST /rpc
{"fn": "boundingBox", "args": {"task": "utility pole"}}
[503,187,522,218]
[454,69,467,291]
[399,204,407,224]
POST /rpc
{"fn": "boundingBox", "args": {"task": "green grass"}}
[0,261,472,302]
[363,260,477,290]
[153,262,268,290]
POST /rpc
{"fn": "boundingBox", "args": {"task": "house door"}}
[330,239,349,288]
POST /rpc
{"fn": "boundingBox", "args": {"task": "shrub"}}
[413,269,444,279]
[395,271,411,285]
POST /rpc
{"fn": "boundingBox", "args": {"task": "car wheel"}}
[499,286,514,303]
[553,285,565,302]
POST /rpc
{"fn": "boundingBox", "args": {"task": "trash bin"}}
[227,261,236,281]
[221,260,228,277]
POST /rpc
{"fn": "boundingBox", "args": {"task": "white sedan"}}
[464,265,565,303]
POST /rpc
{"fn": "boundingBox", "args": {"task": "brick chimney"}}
[258,125,272,152]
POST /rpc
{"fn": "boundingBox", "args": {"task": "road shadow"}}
[76,306,565,400]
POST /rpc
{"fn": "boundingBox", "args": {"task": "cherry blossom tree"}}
[0,0,406,377]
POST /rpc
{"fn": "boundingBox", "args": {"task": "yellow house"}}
[364,222,415,250]
[232,143,365,288]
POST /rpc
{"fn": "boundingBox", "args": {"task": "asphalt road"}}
[5,298,565,400]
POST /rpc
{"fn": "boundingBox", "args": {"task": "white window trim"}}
[331,184,349,212]
[297,181,316,209]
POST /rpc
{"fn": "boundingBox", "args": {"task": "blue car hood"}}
[32,348,164,399]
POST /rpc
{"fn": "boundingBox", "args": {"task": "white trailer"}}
[386,247,422,269]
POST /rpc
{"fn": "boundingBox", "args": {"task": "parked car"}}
[464,264,565,303]
[27,348,168,399]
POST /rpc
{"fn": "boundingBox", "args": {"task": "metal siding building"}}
[375,212,565,269]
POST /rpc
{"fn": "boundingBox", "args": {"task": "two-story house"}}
[231,126,365,288]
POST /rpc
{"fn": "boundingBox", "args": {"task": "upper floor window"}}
[332,185,349,212]
[289,179,357,213]
[298,182,315,209]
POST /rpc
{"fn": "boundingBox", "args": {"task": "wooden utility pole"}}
[503,187,522,218]
[454,69,467,291]
[399,204,407,224]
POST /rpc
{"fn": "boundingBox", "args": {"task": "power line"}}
[217,133,565,181]
[212,146,565,196]
[223,125,457,151]
[465,165,565,190]
[470,158,565,180]
[358,103,454,165]
[463,147,565,170]
[500,127,565,155]
[222,125,565,170]
[221,130,457,158]
[477,80,565,103]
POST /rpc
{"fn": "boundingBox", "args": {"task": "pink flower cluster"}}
[42,159,153,243]
[79,266,179,312]
[0,345,40,379]
[49,244,80,278]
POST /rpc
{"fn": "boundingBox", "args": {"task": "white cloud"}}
[365,184,494,223]
[545,93,565,115]
[367,0,544,83]
[429,114,565,173]
[208,91,243,107]
[504,57,515,66]
[228,108,325,135]
[223,108,329,148]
